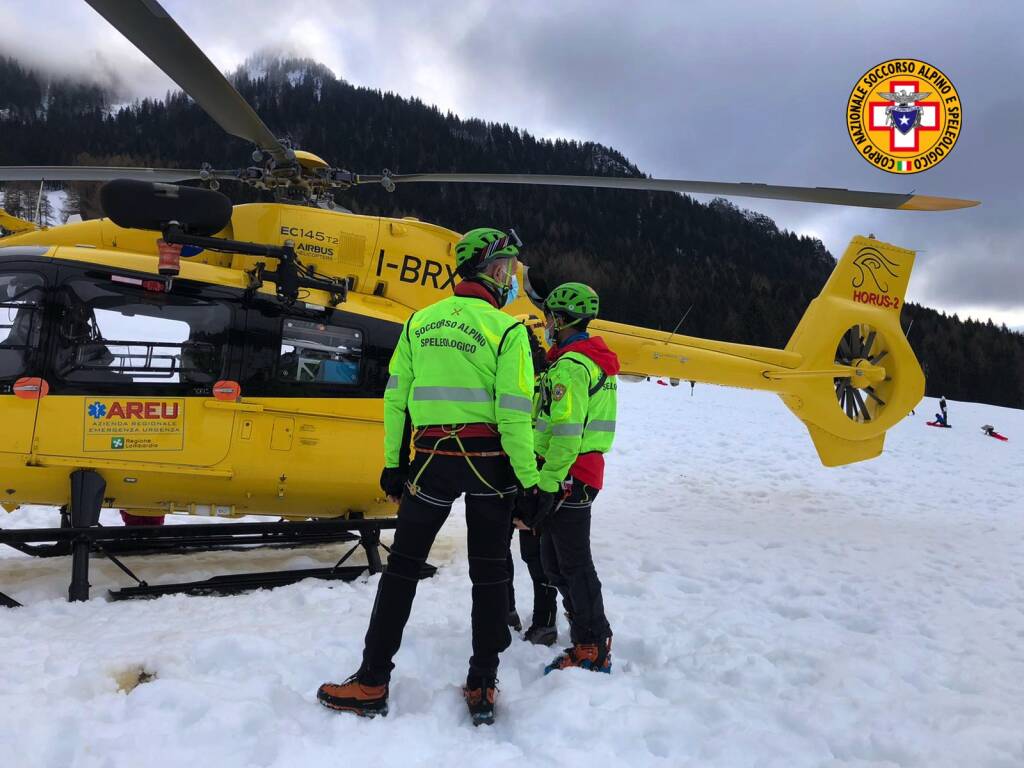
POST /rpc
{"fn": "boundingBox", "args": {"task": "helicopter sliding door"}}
[234,297,402,515]
[31,264,242,471]
[0,262,52,460]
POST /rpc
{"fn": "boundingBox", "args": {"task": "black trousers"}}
[539,480,612,644]
[361,437,516,685]
[507,525,559,626]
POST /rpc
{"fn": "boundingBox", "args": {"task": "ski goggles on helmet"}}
[479,227,522,263]
[456,227,524,278]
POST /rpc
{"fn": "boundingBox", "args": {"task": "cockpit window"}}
[0,271,45,381]
[278,318,362,385]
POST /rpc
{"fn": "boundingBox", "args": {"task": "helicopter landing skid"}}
[0,516,437,606]
[107,559,438,600]
[2,528,363,559]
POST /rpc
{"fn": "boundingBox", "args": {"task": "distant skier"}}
[926,396,950,428]
[928,395,950,427]
[981,424,1009,441]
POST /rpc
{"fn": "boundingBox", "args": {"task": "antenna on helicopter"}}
[34,179,45,227]
[664,304,694,346]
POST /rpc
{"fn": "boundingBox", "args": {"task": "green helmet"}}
[544,282,600,321]
[454,227,521,274]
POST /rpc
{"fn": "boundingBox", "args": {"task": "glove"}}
[513,485,539,528]
[380,466,407,500]
[515,487,559,531]
[530,490,559,531]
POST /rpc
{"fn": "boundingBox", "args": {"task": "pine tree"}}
[60,185,82,223]
[34,185,56,227]
[0,185,29,218]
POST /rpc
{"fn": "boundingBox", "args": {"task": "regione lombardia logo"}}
[846,58,962,174]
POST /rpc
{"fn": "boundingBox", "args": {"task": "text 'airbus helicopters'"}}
[0,1,978,602]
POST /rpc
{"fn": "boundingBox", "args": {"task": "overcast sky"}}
[3,0,1022,327]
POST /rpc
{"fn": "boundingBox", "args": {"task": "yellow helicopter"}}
[0,0,978,603]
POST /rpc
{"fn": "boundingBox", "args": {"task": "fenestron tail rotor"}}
[834,324,890,424]
[774,237,924,466]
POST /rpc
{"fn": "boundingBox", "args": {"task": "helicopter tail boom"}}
[589,235,923,467]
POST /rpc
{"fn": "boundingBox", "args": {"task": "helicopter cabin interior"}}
[0,252,398,396]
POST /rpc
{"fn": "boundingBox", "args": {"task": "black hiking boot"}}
[524,622,558,646]
[463,675,498,726]
[317,674,389,717]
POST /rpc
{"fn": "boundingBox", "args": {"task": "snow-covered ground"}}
[1,385,1021,767]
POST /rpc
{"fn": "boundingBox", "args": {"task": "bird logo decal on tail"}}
[851,246,900,293]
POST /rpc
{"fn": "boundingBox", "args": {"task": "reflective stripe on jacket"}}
[534,350,617,492]
[383,293,538,488]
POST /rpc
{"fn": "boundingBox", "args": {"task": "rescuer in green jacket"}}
[318,227,538,726]
[514,282,619,674]
[508,326,560,646]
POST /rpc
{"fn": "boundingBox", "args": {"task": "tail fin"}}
[779,236,924,465]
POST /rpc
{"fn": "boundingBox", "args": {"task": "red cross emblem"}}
[868,79,940,152]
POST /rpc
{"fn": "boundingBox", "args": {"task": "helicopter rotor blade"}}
[852,388,871,421]
[84,0,291,164]
[862,330,877,360]
[838,333,853,360]
[865,386,886,407]
[0,166,206,183]
[364,172,979,211]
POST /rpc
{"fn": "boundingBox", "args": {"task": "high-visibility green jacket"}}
[383,289,539,488]
[534,347,618,492]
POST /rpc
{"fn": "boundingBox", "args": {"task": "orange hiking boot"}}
[317,674,389,717]
[462,676,498,726]
[544,638,612,675]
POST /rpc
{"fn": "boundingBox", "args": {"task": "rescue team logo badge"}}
[846,59,961,174]
[552,384,567,402]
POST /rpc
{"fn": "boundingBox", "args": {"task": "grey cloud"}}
[914,231,1024,310]
[438,0,1023,320]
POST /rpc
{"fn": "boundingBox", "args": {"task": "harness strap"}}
[416,423,498,439]
[417,448,506,458]
[407,425,510,499]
